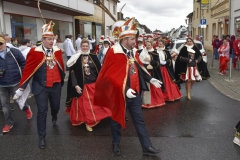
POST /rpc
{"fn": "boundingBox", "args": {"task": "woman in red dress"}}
[218,39,230,75]
[156,40,182,101]
[139,40,165,108]
[65,39,111,131]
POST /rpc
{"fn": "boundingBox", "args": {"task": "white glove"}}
[150,78,162,88]
[126,88,136,98]
[13,89,24,100]
[160,61,166,65]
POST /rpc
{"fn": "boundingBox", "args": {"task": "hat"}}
[112,17,138,39]
[36,40,42,47]
[103,38,111,44]
[148,35,153,40]
[99,35,104,43]
[187,47,195,53]
[138,34,143,41]
[42,20,55,37]
[0,36,6,43]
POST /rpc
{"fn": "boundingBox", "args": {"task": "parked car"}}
[168,39,207,70]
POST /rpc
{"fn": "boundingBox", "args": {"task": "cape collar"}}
[113,43,137,56]
[34,45,60,54]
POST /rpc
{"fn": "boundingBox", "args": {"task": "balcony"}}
[4,0,94,16]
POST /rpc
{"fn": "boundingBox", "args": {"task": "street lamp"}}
[185,18,188,25]
[93,0,117,22]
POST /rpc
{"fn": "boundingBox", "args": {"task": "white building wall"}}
[46,0,94,15]
[104,0,118,39]
[3,2,73,22]
[230,0,240,35]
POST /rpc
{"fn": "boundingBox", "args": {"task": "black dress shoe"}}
[112,144,121,156]
[143,146,161,156]
[38,138,45,149]
[52,115,57,125]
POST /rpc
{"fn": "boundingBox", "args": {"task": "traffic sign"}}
[201,19,207,25]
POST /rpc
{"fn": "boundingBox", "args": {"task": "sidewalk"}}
[206,50,240,101]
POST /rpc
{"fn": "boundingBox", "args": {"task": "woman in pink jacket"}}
[218,39,230,75]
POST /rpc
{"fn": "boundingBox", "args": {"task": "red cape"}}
[94,44,142,128]
[19,45,65,87]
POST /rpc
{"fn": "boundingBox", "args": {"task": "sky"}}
[117,0,193,33]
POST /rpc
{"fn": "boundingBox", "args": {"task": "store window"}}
[96,24,102,44]
[235,17,240,35]
[10,15,38,43]
[84,21,92,38]
[10,15,73,44]
[46,19,73,43]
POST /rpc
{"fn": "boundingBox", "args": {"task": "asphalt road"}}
[0,80,240,160]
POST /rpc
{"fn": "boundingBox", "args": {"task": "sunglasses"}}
[84,66,89,68]
[0,43,4,45]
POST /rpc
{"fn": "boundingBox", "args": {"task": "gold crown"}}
[112,17,138,39]
[42,20,55,37]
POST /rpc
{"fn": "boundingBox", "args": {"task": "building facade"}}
[0,0,94,44]
[230,0,240,36]
[192,0,230,50]
[75,0,119,43]
[104,0,118,39]
[186,12,193,38]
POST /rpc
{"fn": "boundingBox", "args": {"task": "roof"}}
[187,12,193,18]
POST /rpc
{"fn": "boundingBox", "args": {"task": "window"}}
[193,11,195,20]
[84,21,92,37]
[10,15,37,42]
[197,8,198,18]
[106,0,110,10]
[113,4,116,15]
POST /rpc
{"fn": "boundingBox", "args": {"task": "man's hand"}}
[126,88,136,98]
[13,88,24,100]
[75,85,82,94]
[150,78,162,88]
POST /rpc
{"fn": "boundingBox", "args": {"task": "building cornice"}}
[211,9,229,18]
[211,0,229,11]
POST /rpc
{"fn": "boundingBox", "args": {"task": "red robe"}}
[94,44,143,128]
[94,44,102,54]
[19,45,65,86]
[233,40,240,54]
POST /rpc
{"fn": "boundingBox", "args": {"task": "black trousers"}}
[34,83,61,139]
[111,94,152,150]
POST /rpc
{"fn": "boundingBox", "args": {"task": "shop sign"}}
[201,0,209,10]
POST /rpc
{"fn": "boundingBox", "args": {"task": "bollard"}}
[229,57,232,81]
[211,49,214,68]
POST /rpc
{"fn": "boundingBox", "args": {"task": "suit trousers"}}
[111,94,152,150]
[34,83,61,139]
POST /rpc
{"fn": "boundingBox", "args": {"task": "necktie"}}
[127,51,133,58]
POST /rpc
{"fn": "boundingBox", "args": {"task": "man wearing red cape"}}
[94,17,161,156]
[14,20,65,149]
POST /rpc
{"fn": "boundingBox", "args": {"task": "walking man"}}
[15,21,65,149]
[94,17,161,156]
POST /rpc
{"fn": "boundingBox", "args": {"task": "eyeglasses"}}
[0,43,4,45]
[84,66,89,68]
[187,41,192,42]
